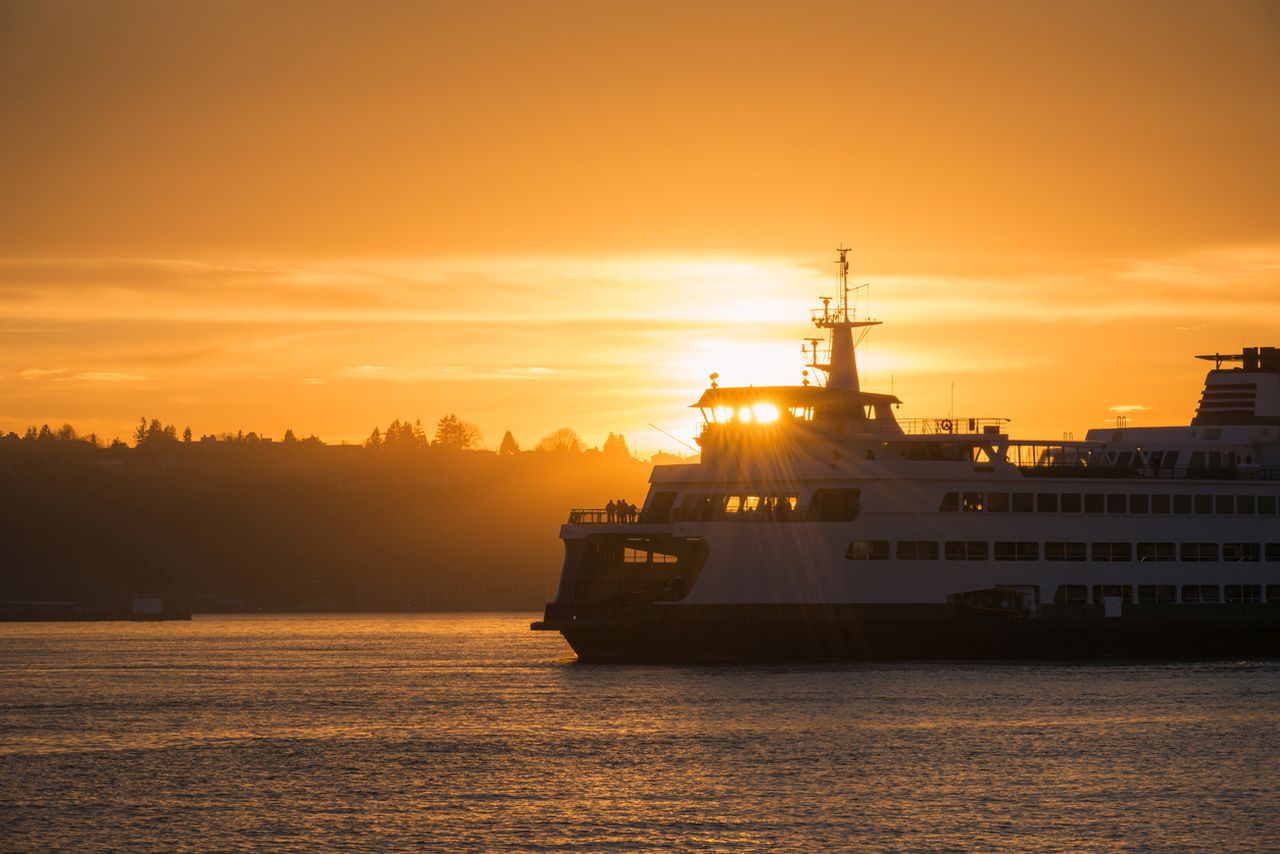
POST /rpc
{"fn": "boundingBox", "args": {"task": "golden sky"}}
[2,1,1278,453]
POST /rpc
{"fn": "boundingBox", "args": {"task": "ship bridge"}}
[692,385,903,432]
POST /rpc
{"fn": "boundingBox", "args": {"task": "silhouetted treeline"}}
[0,417,658,612]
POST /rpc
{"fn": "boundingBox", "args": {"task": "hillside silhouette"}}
[0,418,662,612]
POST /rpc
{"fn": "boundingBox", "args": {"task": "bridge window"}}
[962,492,984,512]
[1092,542,1132,562]
[1222,543,1260,562]
[1137,542,1176,562]
[987,492,1009,512]
[939,492,959,512]
[1128,494,1149,513]
[1084,494,1104,513]
[1151,494,1172,514]
[1173,495,1192,514]
[1260,496,1277,514]
[1012,492,1034,513]
[994,541,1038,561]
[846,540,889,560]
[1036,493,1057,513]
[1060,493,1082,513]
[1268,543,1280,562]
[1180,543,1218,562]
[1225,585,1262,604]
[896,540,939,560]
[1045,542,1086,562]
[1194,495,1213,515]
[1108,494,1126,513]
[1237,495,1256,514]
[945,541,988,561]
[1181,584,1220,604]
[1216,495,1234,514]
[1054,585,1088,604]
[1136,584,1176,604]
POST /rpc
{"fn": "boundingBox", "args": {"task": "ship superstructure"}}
[533,250,1280,661]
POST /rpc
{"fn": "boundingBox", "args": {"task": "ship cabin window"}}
[1225,585,1262,604]
[944,541,988,561]
[1137,542,1176,562]
[962,492,984,512]
[1092,542,1132,562]
[1092,584,1133,604]
[1060,493,1082,513]
[1268,585,1280,604]
[896,540,939,560]
[846,540,889,560]
[1181,584,1220,604]
[1054,585,1088,605]
[1180,543,1218,562]
[1107,494,1126,514]
[1194,495,1213,515]
[623,546,678,564]
[1083,494,1104,513]
[811,488,860,521]
[1151,494,1172,514]
[1260,496,1278,514]
[994,541,1038,561]
[1012,492,1034,513]
[1268,544,1280,562]
[1137,584,1176,604]
[1237,495,1256,514]
[1172,495,1192,514]
[1129,494,1149,514]
[987,492,1009,512]
[1036,493,1057,513]
[725,496,743,513]
[1045,542,1087,562]
[939,492,960,512]
[1222,543,1261,562]
[1216,495,1234,514]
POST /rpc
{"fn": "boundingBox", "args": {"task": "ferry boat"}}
[532,249,1280,661]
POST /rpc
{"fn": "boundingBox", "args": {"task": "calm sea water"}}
[1,614,1277,852]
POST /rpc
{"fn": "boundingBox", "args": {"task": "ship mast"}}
[809,246,880,392]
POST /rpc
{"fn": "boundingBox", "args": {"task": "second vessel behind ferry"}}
[533,249,1280,662]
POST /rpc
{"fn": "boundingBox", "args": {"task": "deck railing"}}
[567,508,641,524]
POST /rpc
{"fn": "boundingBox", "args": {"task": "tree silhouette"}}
[602,432,630,458]
[498,430,520,455]
[536,427,585,454]
[365,427,384,449]
[182,426,193,443]
[134,417,178,447]
[434,414,482,450]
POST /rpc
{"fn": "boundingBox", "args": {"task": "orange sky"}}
[2,1,1278,454]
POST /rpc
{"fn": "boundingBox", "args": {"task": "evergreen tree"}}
[182,426,193,443]
[602,432,630,458]
[434,414,481,450]
[498,430,520,455]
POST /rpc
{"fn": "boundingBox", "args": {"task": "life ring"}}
[940,419,953,433]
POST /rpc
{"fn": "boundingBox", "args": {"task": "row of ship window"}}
[939,491,1279,515]
[845,539,1280,562]
[1051,584,1280,605]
